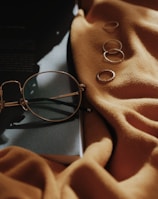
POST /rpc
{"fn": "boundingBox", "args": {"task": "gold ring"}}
[96,69,115,83]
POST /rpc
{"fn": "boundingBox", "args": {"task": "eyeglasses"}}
[0,70,87,123]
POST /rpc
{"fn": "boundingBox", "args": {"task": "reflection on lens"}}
[22,71,82,122]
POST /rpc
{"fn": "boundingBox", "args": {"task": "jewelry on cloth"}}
[102,39,122,52]
[96,69,116,83]
[103,21,119,33]
[103,48,125,64]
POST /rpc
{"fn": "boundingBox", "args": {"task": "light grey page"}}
[0,33,84,163]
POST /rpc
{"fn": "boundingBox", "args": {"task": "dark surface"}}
[0,1,75,83]
[0,1,76,135]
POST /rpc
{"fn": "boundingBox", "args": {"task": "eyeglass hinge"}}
[20,98,28,111]
[80,84,86,92]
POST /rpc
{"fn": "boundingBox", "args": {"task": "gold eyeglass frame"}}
[0,70,85,123]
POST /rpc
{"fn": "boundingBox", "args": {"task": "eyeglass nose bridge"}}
[0,80,23,111]
[1,80,23,91]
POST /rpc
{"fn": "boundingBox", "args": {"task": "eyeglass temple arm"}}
[51,91,80,99]
[0,81,25,111]
[0,84,91,112]
[0,99,27,111]
[0,89,23,111]
[27,91,91,112]
[0,91,78,106]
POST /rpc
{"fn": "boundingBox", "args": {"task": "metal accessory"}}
[102,39,125,64]
[103,48,125,64]
[103,21,119,32]
[0,71,87,122]
[102,39,122,52]
[96,69,115,83]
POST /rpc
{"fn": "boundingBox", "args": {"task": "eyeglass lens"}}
[23,71,81,122]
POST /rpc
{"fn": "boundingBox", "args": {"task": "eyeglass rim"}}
[22,70,84,122]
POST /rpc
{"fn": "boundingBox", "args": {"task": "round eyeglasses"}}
[0,71,86,123]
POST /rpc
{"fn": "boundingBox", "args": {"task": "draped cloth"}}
[0,0,158,198]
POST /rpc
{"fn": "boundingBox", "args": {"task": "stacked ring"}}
[103,21,119,33]
[103,48,125,64]
[102,39,123,52]
[102,39,125,64]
